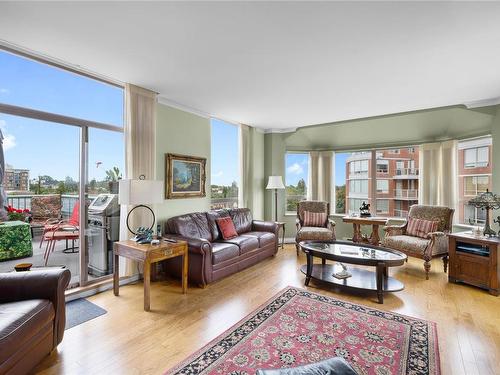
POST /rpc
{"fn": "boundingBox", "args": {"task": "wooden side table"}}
[113,239,188,311]
[342,216,387,246]
[276,222,285,249]
[448,232,499,296]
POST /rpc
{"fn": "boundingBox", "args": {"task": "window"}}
[464,176,489,196]
[457,136,493,225]
[349,179,368,196]
[376,160,388,173]
[464,147,489,168]
[0,49,124,287]
[349,159,369,175]
[376,179,389,193]
[334,152,349,214]
[210,119,240,209]
[349,198,367,215]
[285,153,309,213]
[388,149,400,154]
[376,199,389,214]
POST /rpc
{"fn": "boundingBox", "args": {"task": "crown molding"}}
[157,96,211,119]
[463,97,500,109]
[262,127,297,134]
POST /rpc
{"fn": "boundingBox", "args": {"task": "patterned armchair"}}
[295,201,336,255]
[382,205,454,279]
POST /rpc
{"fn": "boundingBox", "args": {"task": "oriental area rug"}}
[166,287,440,375]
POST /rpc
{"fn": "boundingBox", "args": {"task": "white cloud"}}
[287,163,304,175]
[0,88,9,94]
[212,170,223,178]
[0,120,16,151]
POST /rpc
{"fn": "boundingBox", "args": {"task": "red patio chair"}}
[40,201,79,248]
[43,223,79,266]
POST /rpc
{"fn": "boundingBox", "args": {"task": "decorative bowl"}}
[14,263,33,272]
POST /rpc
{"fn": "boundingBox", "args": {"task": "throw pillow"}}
[216,217,238,240]
[303,211,327,227]
[406,217,439,238]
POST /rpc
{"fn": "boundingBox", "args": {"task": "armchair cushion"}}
[296,226,335,242]
[383,235,430,256]
[303,211,327,227]
[407,217,439,239]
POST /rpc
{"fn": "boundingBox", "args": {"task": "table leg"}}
[182,250,188,294]
[352,223,361,242]
[322,258,326,265]
[305,252,313,286]
[143,260,151,311]
[113,253,119,296]
[370,224,380,245]
[376,262,384,304]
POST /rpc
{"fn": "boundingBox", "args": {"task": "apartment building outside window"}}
[457,137,492,225]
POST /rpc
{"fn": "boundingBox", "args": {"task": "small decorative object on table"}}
[132,227,154,244]
[359,201,371,217]
[14,262,32,272]
[332,262,351,279]
[468,189,500,237]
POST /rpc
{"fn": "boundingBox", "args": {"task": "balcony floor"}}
[0,232,102,287]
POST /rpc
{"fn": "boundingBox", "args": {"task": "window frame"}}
[285,151,309,214]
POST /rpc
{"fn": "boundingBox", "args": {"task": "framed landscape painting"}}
[165,153,206,199]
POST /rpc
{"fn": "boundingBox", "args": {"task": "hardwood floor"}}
[35,245,500,375]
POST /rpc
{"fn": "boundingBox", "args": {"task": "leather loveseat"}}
[164,208,278,287]
[0,269,70,375]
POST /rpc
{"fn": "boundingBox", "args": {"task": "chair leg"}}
[424,257,431,280]
[442,255,449,273]
[295,243,300,256]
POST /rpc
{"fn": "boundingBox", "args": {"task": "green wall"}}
[264,104,500,240]
[155,103,212,221]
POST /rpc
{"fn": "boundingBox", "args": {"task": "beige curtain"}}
[119,83,157,276]
[238,124,250,208]
[307,151,333,203]
[419,140,457,210]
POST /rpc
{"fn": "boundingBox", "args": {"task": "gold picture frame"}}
[165,153,206,199]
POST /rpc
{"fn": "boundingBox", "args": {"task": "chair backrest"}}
[408,204,454,232]
[297,201,329,227]
[68,201,80,226]
[31,194,62,220]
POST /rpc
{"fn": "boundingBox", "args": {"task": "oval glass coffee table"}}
[299,240,407,303]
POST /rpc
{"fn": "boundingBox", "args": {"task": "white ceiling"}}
[1,2,500,130]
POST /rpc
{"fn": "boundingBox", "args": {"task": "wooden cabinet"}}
[448,232,498,296]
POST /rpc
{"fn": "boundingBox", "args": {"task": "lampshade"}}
[266,176,285,190]
[119,179,163,205]
[468,189,500,210]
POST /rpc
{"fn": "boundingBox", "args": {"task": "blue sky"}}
[210,118,239,186]
[0,50,124,181]
[285,152,349,187]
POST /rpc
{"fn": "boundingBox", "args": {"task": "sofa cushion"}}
[228,208,253,234]
[0,299,54,363]
[168,212,213,242]
[207,209,230,240]
[211,242,240,265]
[216,217,238,240]
[383,235,430,256]
[220,235,260,254]
[244,231,276,247]
[296,227,334,242]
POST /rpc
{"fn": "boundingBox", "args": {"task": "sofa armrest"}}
[252,220,278,234]
[162,234,212,255]
[0,268,71,347]
[383,224,406,236]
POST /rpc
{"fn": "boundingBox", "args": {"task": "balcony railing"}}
[210,197,239,210]
[394,168,419,178]
[394,189,418,199]
[393,209,408,218]
[7,194,93,219]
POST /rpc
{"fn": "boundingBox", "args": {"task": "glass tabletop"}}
[301,242,405,261]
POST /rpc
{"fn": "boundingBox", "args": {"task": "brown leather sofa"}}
[164,208,278,287]
[0,269,70,375]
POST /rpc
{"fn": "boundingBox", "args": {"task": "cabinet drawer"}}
[150,245,185,261]
[454,254,489,286]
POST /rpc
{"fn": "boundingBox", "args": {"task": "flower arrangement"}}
[5,206,31,222]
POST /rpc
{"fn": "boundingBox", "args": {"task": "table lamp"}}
[266,176,285,222]
[468,189,500,237]
[119,175,163,235]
